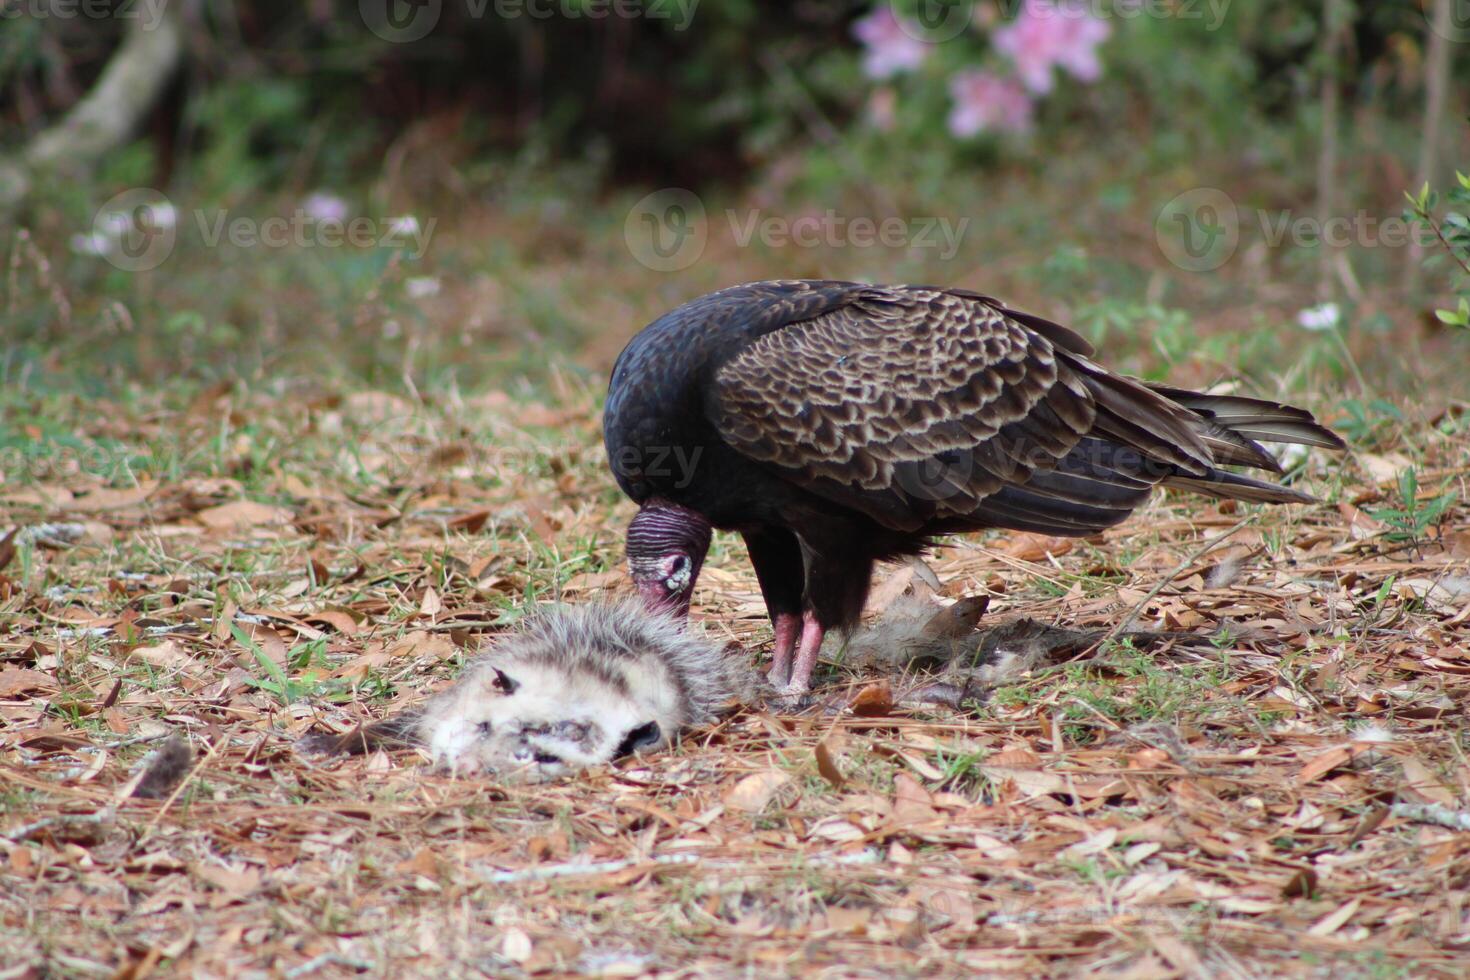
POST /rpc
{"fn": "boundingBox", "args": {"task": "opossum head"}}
[416,653,672,782]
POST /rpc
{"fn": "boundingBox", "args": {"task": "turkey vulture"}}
[603,280,1344,694]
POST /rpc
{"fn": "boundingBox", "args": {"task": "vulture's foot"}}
[766,683,817,713]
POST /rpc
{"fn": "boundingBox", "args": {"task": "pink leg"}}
[782,613,827,695]
[767,612,801,686]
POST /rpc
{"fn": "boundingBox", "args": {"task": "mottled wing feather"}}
[709,288,1099,528]
[942,287,1097,357]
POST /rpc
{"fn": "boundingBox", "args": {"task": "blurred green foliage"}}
[0,1,1465,394]
[1407,171,1470,328]
[1,0,1452,202]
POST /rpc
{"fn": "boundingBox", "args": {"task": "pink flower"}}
[992,0,1111,94]
[852,8,929,80]
[947,70,1033,137]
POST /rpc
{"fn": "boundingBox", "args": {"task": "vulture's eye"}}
[614,721,663,758]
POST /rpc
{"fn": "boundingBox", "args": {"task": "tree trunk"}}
[1316,0,1347,303]
[0,11,184,214]
[1404,0,1455,295]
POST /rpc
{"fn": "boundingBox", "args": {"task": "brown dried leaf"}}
[823,906,873,934]
[892,773,939,825]
[0,525,19,573]
[980,766,1067,798]
[808,816,866,843]
[195,500,294,529]
[304,609,360,635]
[232,625,290,666]
[397,848,442,878]
[62,483,157,513]
[814,741,845,789]
[194,864,262,897]
[1308,898,1360,937]
[0,667,54,696]
[1002,534,1075,561]
[1399,756,1457,806]
[850,681,894,717]
[1281,867,1318,899]
[130,641,199,674]
[1297,746,1352,784]
[562,569,626,594]
[1337,502,1385,539]
[724,770,792,813]
[386,630,457,662]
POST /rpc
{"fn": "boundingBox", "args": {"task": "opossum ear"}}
[491,668,519,694]
[614,721,662,759]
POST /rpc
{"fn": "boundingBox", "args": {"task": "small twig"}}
[1085,514,1258,657]
[1064,697,1124,733]
[477,847,883,885]
[99,731,177,752]
[283,953,374,978]
[3,807,115,842]
[1390,802,1470,832]
[970,549,1072,591]
[1423,212,1470,279]
[423,619,512,633]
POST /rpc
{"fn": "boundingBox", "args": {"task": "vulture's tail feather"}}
[1164,468,1319,505]
[1149,385,1347,452]
[1141,385,1340,505]
[1071,364,1216,476]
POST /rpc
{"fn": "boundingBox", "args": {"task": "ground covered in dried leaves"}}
[2,379,1468,978]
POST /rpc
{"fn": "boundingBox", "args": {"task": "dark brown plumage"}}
[604,280,1345,693]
